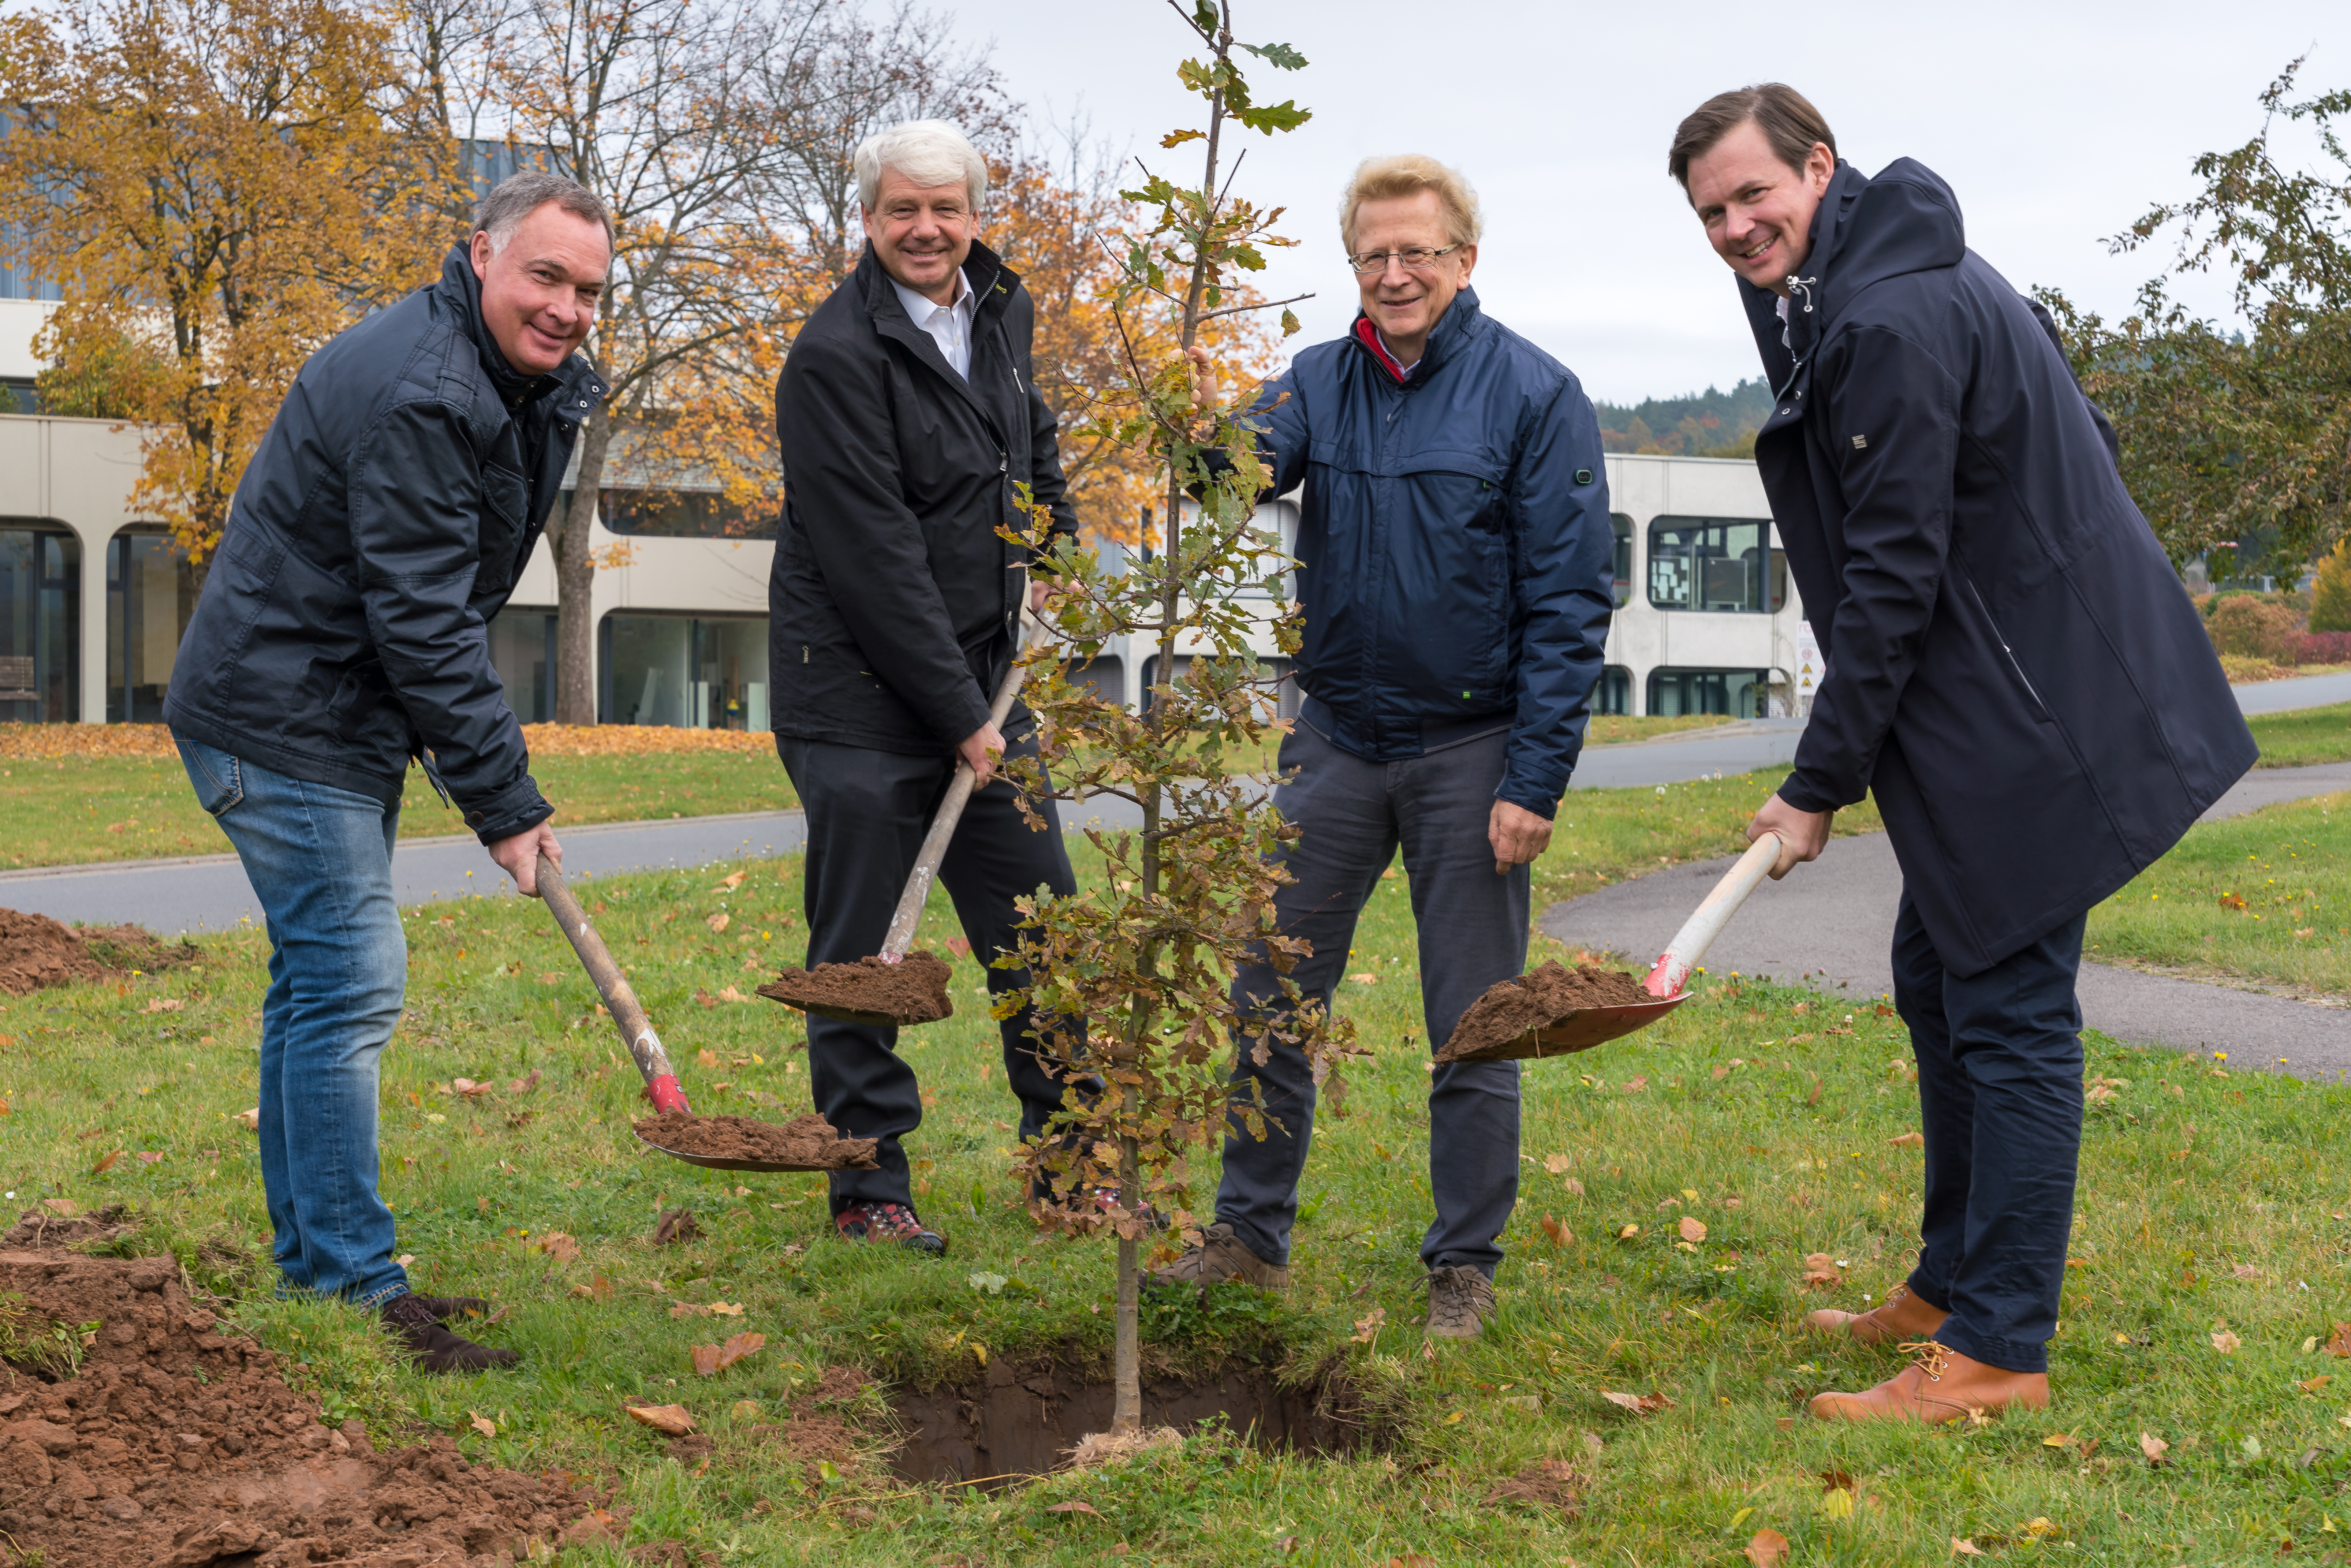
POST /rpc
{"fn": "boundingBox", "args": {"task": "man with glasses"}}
[1155,155,1614,1340]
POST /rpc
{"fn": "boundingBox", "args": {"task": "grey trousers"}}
[1216,722,1528,1276]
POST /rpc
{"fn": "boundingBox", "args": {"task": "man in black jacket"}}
[1672,86,2255,1422]
[769,119,1081,1256]
[166,172,612,1371]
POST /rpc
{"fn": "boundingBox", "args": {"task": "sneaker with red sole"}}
[834,1201,946,1256]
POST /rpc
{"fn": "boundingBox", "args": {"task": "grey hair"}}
[854,119,987,214]
[475,171,614,256]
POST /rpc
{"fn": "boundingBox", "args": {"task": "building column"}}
[77,521,107,724]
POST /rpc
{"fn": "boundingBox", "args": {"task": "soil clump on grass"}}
[1438,960,1650,1061]
[0,908,198,998]
[0,1227,616,1567]
[633,1110,880,1169]
[756,951,952,1023]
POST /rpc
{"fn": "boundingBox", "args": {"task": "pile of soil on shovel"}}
[0,907,199,997]
[755,951,954,1024]
[0,1229,619,1567]
[1437,960,1652,1061]
[633,1110,881,1169]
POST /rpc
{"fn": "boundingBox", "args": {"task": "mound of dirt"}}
[0,1230,617,1567]
[0,1201,139,1252]
[756,951,953,1024]
[1437,960,1651,1061]
[0,908,199,998]
[632,1111,880,1169]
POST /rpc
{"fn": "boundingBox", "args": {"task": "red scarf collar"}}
[1354,317,1411,384]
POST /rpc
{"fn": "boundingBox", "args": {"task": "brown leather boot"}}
[1806,1281,1949,1346]
[1146,1222,1288,1289]
[1807,1340,2050,1425]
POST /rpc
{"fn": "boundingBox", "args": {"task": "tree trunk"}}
[553,406,611,724]
[1112,1120,1141,1434]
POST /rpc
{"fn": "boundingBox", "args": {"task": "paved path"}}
[1538,762,2351,1082]
[2234,670,2351,715]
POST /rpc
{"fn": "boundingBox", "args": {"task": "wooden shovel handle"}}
[878,627,1032,960]
[537,852,691,1113]
[1642,832,1782,998]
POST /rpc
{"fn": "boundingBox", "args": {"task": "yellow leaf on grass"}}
[1616,1223,1640,1240]
[468,1410,496,1438]
[1442,1410,1464,1425]
[2042,1432,2075,1448]
[2211,1329,2241,1354]
[2021,1517,2058,1539]
[625,1403,693,1437]
[2139,1431,2169,1463]
[39,1199,77,1216]
[1745,1528,1789,1567]
[1678,1216,1707,1244]
[1821,1488,1854,1520]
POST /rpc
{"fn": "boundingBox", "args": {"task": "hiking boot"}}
[835,1201,946,1256]
[1806,1280,1948,1347]
[378,1291,518,1374]
[409,1294,492,1323]
[1808,1340,2050,1425]
[1145,1222,1288,1289]
[1422,1265,1496,1341]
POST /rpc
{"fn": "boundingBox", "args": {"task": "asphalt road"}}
[2233,670,2351,715]
[1538,761,2351,1082]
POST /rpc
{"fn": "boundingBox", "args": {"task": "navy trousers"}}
[1891,889,2087,1375]
[1215,722,1526,1277]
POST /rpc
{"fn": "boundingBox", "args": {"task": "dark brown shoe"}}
[1806,1281,1949,1346]
[1146,1222,1288,1289]
[409,1294,492,1322]
[379,1292,519,1373]
[1808,1340,2049,1425]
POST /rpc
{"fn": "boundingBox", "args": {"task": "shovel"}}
[535,852,867,1174]
[1439,831,1784,1063]
[758,623,1033,1028]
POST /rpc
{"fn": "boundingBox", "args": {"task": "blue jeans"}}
[178,738,410,1306]
[1892,891,2087,1375]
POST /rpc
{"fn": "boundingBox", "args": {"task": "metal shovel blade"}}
[1438,992,1693,1064]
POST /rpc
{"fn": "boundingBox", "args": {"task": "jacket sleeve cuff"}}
[1774,776,1843,814]
[1496,776,1563,821]
[464,776,556,845]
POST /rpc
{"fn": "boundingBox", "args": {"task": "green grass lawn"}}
[5,783,2346,1564]
[0,750,799,869]
[2086,791,2351,998]
[2247,702,2351,769]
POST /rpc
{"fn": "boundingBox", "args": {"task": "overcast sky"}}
[974,0,2342,406]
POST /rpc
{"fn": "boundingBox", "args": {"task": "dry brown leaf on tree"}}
[1744,1527,1789,1567]
[624,1403,693,1437]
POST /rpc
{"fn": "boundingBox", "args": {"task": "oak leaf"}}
[468,1410,496,1438]
[2210,1328,2240,1353]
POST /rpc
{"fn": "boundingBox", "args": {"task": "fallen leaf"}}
[2231,1263,2263,1280]
[536,1232,580,1262]
[2300,1375,2334,1393]
[571,1274,615,1302]
[1951,1540,1986,1558]
[1820,1468,1855,1491]
[2139,1431,2169,1463]
[1600,1389,1673,1415]
[1678,1216,1707,1244]
[624,1403,693,1437]
[1544,1153,1574,1175]
[1745,1528,1789,1567]
[1350,1307,1387,1344]
[507,1069,542,1095]
[1623,1075,1648,1093]
[141,997,184,1014]
[1888,1131,1925,1148]
[707,912,731,933]
[717,986,749,1003]
[468,1410,496,1438]
[713,872,745,892]
[1801,1252,1843,1289]
[39,1199,77,1217]
[2042,1432,2075,1449]
[1349,972,1379,985]
[945,936,972,958]
[1383,1557,1436,1568]
[2021,1517,2057,1540]
[2325,1322,2351,1357]
[234,1107,260,1131]
[1046,1500,1100,1516]
[1539,1214,1572,1247]
[1820,1488,1854,1520]
[2210,1329,2240,1354]
[1615,1223,1639,1240]
[650,1209,700,1246]
[2219,892,2247,911]
[708,1301,745,1316]
[92,1150,120,1175]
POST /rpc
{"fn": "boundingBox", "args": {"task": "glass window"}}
[1646,667,1772,720]
[1609,514,1633,609]
[488,612,557,724]
[0,525,79,722]
[1594,665,1631,716]
[106,530,177,723]
[599,614,768,729]
[600,488,777,540]
[1646,516,1786,613]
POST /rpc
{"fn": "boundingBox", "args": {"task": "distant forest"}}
[1594,378,1774,458]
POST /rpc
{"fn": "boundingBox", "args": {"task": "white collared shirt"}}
[891,267,976,381]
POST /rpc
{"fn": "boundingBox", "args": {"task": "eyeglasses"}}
[1345,244,1460,274]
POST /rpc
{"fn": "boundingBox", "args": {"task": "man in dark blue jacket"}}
[1672,86,2254,1421]
[1150,155,1615,1340]
[167,172,611,1373]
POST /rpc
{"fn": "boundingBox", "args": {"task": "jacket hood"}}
[1349,284,1485,385]
[436,245,579,405]
[1741,158,1966,389]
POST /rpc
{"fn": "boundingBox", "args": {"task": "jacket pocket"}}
[481,463,528,523]
[1959,567,2055,725]
[324,659,393,741]
[175,738,243,817]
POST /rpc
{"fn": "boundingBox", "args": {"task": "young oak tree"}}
[1000,0,1358,1439]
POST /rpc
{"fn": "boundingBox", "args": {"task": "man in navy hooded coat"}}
[1672,85,2254,1422]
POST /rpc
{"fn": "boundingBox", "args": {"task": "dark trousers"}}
[779,732,1080,1215]
[1892,889,2087,1375]
[1217,723,1527,1277]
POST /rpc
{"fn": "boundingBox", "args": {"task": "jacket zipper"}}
[1960,570,2053,721]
